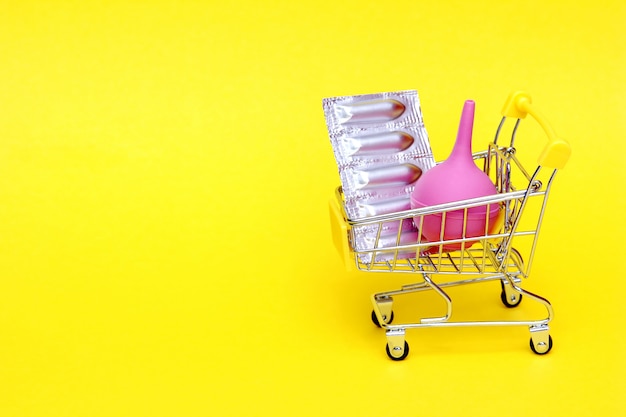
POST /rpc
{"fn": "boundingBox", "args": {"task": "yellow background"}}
[1,0,625,416]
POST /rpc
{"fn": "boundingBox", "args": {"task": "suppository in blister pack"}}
[323,90,436,262]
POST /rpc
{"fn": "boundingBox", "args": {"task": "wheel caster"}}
[386,340,409,361]
[500,280,522,308]
[530,335,553,355]
[385,329,408,361]
[371,309,394,327]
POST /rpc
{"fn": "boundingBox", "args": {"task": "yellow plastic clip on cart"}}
[328,91,571,360]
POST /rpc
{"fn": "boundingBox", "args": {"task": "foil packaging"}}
[323,90,436,262]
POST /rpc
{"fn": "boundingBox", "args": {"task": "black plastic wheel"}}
[371,310,394,327]
[530,335,553,355]
[386,341,410,361]
[500,281,523,308]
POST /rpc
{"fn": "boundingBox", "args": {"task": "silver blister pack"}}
[323,90,436,262]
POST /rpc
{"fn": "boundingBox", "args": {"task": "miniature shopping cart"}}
[329,91,571,360]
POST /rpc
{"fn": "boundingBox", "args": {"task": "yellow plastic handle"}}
[328,194,354,272]
[501,91,571,169]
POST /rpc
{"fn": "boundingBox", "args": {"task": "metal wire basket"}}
[329,91,571,360]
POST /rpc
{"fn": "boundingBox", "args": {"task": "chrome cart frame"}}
[329,91,571,360]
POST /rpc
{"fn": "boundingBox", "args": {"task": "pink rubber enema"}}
[410,100,501,251]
